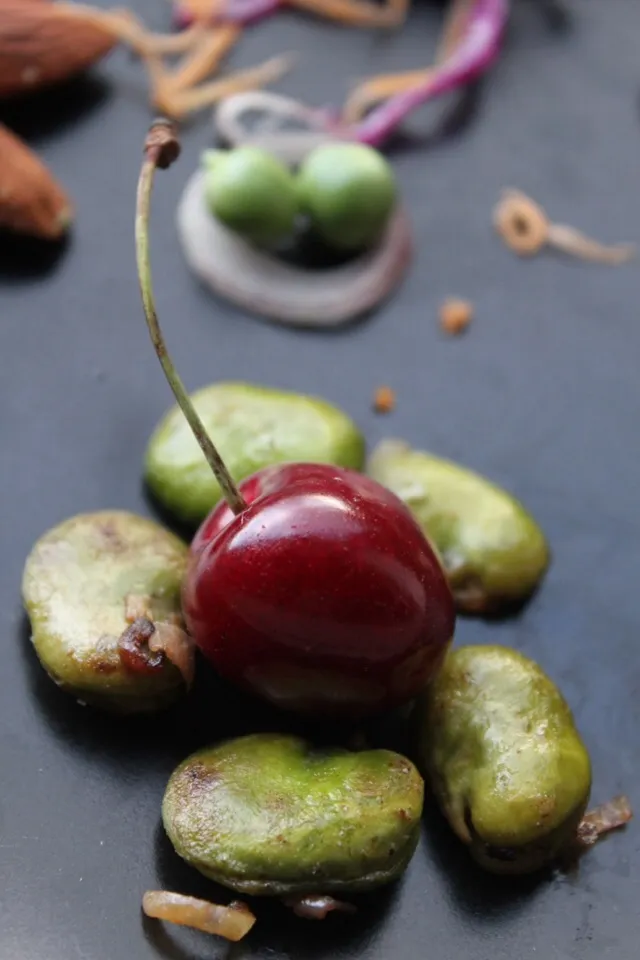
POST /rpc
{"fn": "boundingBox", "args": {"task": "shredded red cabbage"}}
[353,0,509,146]
[178,0,509,150]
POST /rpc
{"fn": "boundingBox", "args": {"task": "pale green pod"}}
[22,511,188,713]
[145,382,366,525]
[416,645,592,874]
[367,440,550,614]
[163,733,424,896]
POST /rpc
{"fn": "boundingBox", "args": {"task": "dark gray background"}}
[1,1,639,958]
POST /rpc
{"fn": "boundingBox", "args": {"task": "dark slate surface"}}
[1,1,638,958]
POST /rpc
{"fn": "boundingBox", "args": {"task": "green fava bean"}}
[162,733,424,896]
[367,440,550,615]
[297,143,397,253]
[203,147,298,247]
[22,511,189,713]
[145,382,366,525]
[417,646,592,874]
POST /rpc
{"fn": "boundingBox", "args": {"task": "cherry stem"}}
[135,119,247,516]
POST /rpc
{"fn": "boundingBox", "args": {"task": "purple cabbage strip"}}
[352,0,510,147]
[173,0,281,29]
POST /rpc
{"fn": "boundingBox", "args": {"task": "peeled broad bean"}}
[416,645,592,874]
[163,733,424,895]
[145,382,365,525]
[367,440,549,614]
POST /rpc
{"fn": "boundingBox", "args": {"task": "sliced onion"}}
[177,170,412,327]
[284,895,357,919]
[143,891,256,941]
[215,91,341,164]
[577,795,633,847]
[148,623,195,687]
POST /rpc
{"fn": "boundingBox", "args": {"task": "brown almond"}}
[0,124,72,239]
[0,1,117,99]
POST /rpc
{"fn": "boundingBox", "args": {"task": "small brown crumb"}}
[373,386,396,414]
[439,298,473,336]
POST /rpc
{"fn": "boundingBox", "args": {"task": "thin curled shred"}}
[546,223,635,266]
[493,189,548,256]
[143,891,256,941]
[495,189,636,264]
[287,0,408,28]
[577,796,633,847]
[153,52,294,117]
[175,0,407,27]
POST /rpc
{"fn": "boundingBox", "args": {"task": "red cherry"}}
[135,131,454,718]
[184,463,455,717]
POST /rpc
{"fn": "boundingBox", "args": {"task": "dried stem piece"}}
[494,189,635,265]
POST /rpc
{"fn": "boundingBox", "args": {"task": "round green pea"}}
[296,143,397,252]
[202,147,299,247]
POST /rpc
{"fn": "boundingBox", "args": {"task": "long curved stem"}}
[135,119,247,515]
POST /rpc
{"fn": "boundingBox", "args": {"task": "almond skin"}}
[0,124,72,239]
[0,0,117,99]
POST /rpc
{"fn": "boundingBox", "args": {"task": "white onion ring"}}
[142,891,255,941]
[215,91,343,165]
[177,171,412,328]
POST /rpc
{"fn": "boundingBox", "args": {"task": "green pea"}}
[367,440,550,615]
[145,381,366,525]
[296,143,397,252]
[22,511,188,713]
[202,147,298,247]
[163,733,424,896]
[416,645,592,874]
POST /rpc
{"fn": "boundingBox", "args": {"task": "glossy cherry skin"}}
[183,463,455,717]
